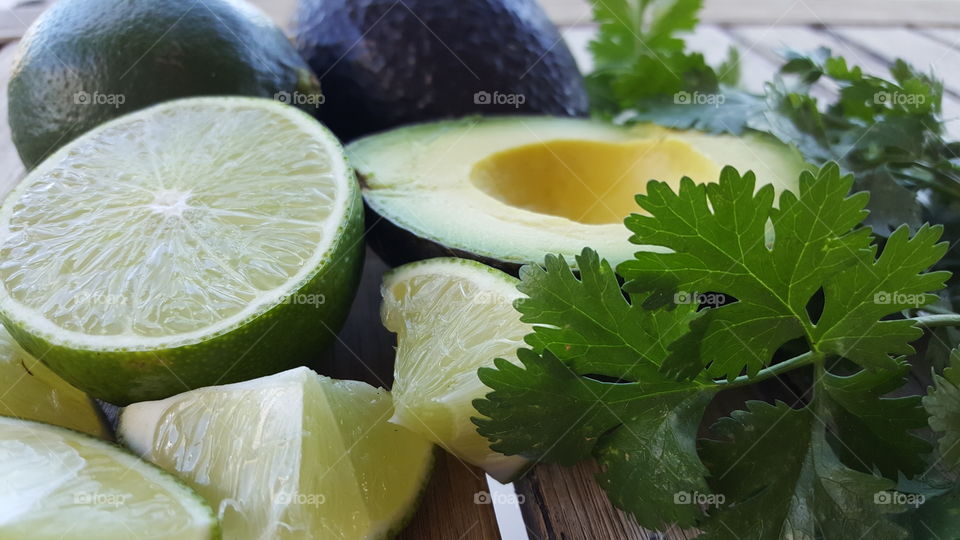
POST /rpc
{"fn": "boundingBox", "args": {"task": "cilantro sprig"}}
[586,0,738,114]
[587,0,960,241]
[474,164,955,535]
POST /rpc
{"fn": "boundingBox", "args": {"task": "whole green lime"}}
[8,0,322,168]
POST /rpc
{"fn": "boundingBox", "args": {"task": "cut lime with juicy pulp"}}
[119,367,433,540]
[0,97,363,405]
[0,416,218,539]
[0,325,109,439]
[381,258,530,481]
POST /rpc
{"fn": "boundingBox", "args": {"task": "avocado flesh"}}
[348,116,809,270]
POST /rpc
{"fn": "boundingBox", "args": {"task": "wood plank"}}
[831,27,960,95]
[701,1,960,27]
[401,452,502,540]
[0,1,40,43]
[515,461,699,540]
[7,0,960,46]
[730,25,960,139]
[540,0,960,27]
[0,41,22,197]
[690,25,781,94]
[921,27,960,49]
[730,25,891,78]
[561,26,595,74]
[722,27,835,101]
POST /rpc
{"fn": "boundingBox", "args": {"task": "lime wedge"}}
[119,367,433,539]
[381,258,530,481]
[0,325,109,439]
[0,97,363,405]
[0,416,218,539]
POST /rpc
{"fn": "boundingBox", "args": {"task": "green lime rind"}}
[381,446,438,539]
[1,201,362,405]
[0,416,220,540]
[0,325,112,439]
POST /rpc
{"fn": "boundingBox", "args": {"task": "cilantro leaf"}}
[586,0,733,114]
[589,0,700,69]
[900,484,960,538]
[621,163,893,380]
[620,163,948,380]
[618,87,765,135]
[821,362,932,478]
[811,223,949,369]
[700,400,909,539]
[474,350,640,465]
[474,249,719,528]
[924,348,960,470]
[516,249,695,378]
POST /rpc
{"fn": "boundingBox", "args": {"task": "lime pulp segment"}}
[119,367,434,540]
[381,257,530,481]
[0,416,218,540]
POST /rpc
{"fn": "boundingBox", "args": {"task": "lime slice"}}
[119,367,433,539]
[0,416,218,539]
[0,325,109,439]
[381,258,530,481]
[0,97,363,405]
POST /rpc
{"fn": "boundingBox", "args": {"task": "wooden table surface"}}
[1,1,959,539]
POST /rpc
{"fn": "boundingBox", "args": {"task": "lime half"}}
[381,258,530,481]
[0,325,109,439]
[119,367,433,539]
[0,97,363,405]
[0,416,218,539]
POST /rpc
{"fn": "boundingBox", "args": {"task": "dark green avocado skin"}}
[294,0,589,140]
[9,0,322,169]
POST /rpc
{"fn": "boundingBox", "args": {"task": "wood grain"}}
[5,0,960,45]
[0,41,22,196]
[515,461,699,540]
[543,0,960,27]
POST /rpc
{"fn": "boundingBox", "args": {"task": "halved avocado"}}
[348,116,809,272]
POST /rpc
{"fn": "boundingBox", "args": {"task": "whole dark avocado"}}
[294,0,588,140]
[8,0,323,169]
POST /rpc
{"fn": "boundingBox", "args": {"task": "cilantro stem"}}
[716,350,819,389]
[912,313,960,329]
[708,312,960,390]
